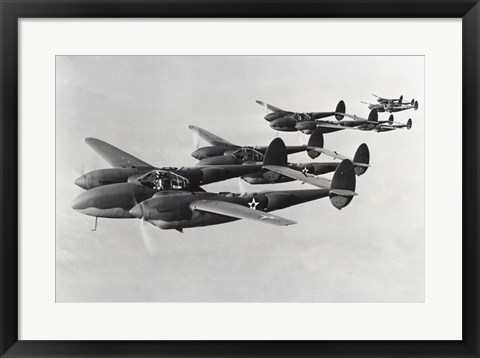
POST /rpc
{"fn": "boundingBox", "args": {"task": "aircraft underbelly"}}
[76,207,133,218]
[150,212,238,230]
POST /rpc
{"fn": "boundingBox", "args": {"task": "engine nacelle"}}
[75,168,143,190]
[136,192,197,221]
[265,193,294,211]
[191,146,228,160]
[294,121,317,134]
[197,156,243,165]
[201,167,227,185]
[269,117,297,131]
[265,112,285,122]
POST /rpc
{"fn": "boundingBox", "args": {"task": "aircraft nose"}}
[74,175,87,189]
[129,204,143,219]
[72,192,87,210]
[191,149,199,159]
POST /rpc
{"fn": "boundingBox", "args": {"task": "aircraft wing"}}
[255,100,289,113]
[188,125,236,147]
[316,123,365,131]
[84,137,154,168]
[307,146,350,161]
[191,199,297,226]
[263,165,332,189]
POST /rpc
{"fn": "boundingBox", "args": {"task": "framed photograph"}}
[1,0,478,357]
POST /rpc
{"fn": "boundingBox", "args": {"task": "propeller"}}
[236,176,250,193]
[138,217,158,256]
[296,131,306,144]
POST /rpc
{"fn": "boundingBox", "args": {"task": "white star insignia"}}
[302,167,309,176]
[248,197,259,210]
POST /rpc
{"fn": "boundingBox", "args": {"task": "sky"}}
[56,56,424,302]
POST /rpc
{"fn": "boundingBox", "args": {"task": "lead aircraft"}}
[128,138,358,231]
[72,138,359,232]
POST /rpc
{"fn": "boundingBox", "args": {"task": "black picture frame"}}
[1,1,478,357]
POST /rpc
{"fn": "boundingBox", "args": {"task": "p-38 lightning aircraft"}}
[241,129,370,184]
[189,125,313,164]
[295,108,413,134]
[361,94,419,113]
[128,139,358,231]
[255,99,346,132]
[188,125,370,184]
[72,138,358,231]
[74,137,265,191]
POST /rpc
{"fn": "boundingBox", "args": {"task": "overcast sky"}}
[56,56,424,302]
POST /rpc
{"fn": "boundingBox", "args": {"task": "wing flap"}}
[85,138,153,168]
[191,200,296,226]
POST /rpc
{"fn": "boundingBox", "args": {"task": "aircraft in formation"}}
[255,100,346,132]
[73,94,417,232]
[361,94,419,113]
[72,136,359,232]
[257,97,416,134]
[189,125,310,164]
[188,126,370,185]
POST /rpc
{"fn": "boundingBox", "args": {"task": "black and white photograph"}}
[56,55,424,303]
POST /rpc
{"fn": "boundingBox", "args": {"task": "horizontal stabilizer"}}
[191,200,296,226]
[263,165,332,189]
[307,146,350,161]
[84,138,153,168]
[330,189,358,196]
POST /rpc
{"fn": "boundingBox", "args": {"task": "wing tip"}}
[84,137,98,145]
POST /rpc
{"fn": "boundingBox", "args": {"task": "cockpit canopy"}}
[292,113,311,121]
[232,147,264,162]
[137,170,190,191]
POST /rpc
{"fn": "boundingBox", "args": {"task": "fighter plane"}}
[361,94,419,113]
[241,129,370,184]
[189,125,311,165]
[297,108,413,134]
[128,141,358,231]
[74,137,265,191]
[188,126,370,184]
[256,99,346,132]
[72,138,358,231]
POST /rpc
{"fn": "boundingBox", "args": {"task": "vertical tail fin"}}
[307,129,324,159]
[388,114,394,124]
[398,95,403,104]
[262,138,287,183]
[407,118,413,130]
[329,160,356,210]
[352,143,370,176]
[335,100,345,120]
[367,109,378,122]
[263,138,287,166]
